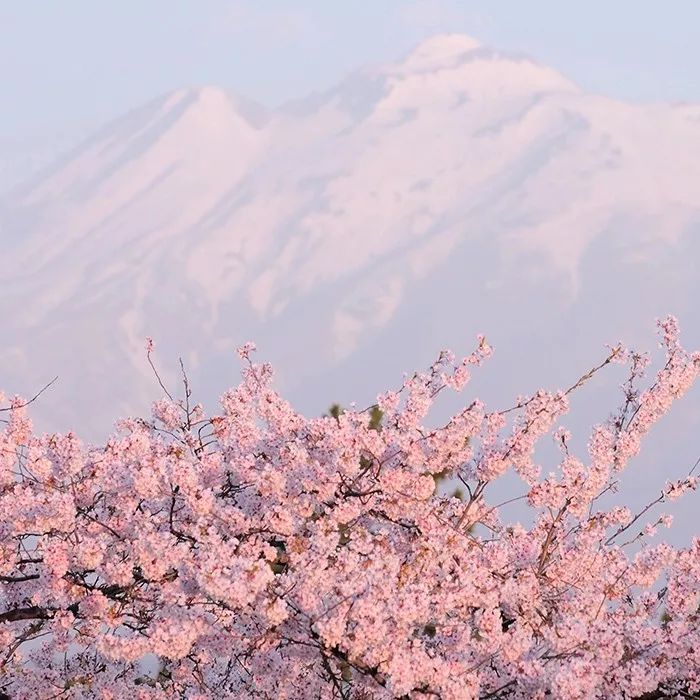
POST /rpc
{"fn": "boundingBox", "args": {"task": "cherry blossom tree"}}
[0,318,698,699]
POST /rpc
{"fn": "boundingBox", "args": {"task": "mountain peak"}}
[391,33,575,95]
[402,33,482,69]
[415,33,482,54]
[170,86,268,130]
[182,85,234,107]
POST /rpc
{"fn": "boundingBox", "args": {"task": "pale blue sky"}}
[1,0,699,188]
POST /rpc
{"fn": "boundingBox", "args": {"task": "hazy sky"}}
[1,1,699,188]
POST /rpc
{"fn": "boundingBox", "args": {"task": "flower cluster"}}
[0,318,698,699]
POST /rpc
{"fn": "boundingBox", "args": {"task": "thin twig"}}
[0,376,58,412]
[146,348,175,402]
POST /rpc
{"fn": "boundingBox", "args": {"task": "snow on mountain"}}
[2,33,700,485]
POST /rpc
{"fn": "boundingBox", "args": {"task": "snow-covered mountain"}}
[2,33,700,455]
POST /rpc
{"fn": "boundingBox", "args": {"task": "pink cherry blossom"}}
[0,317,698,699]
